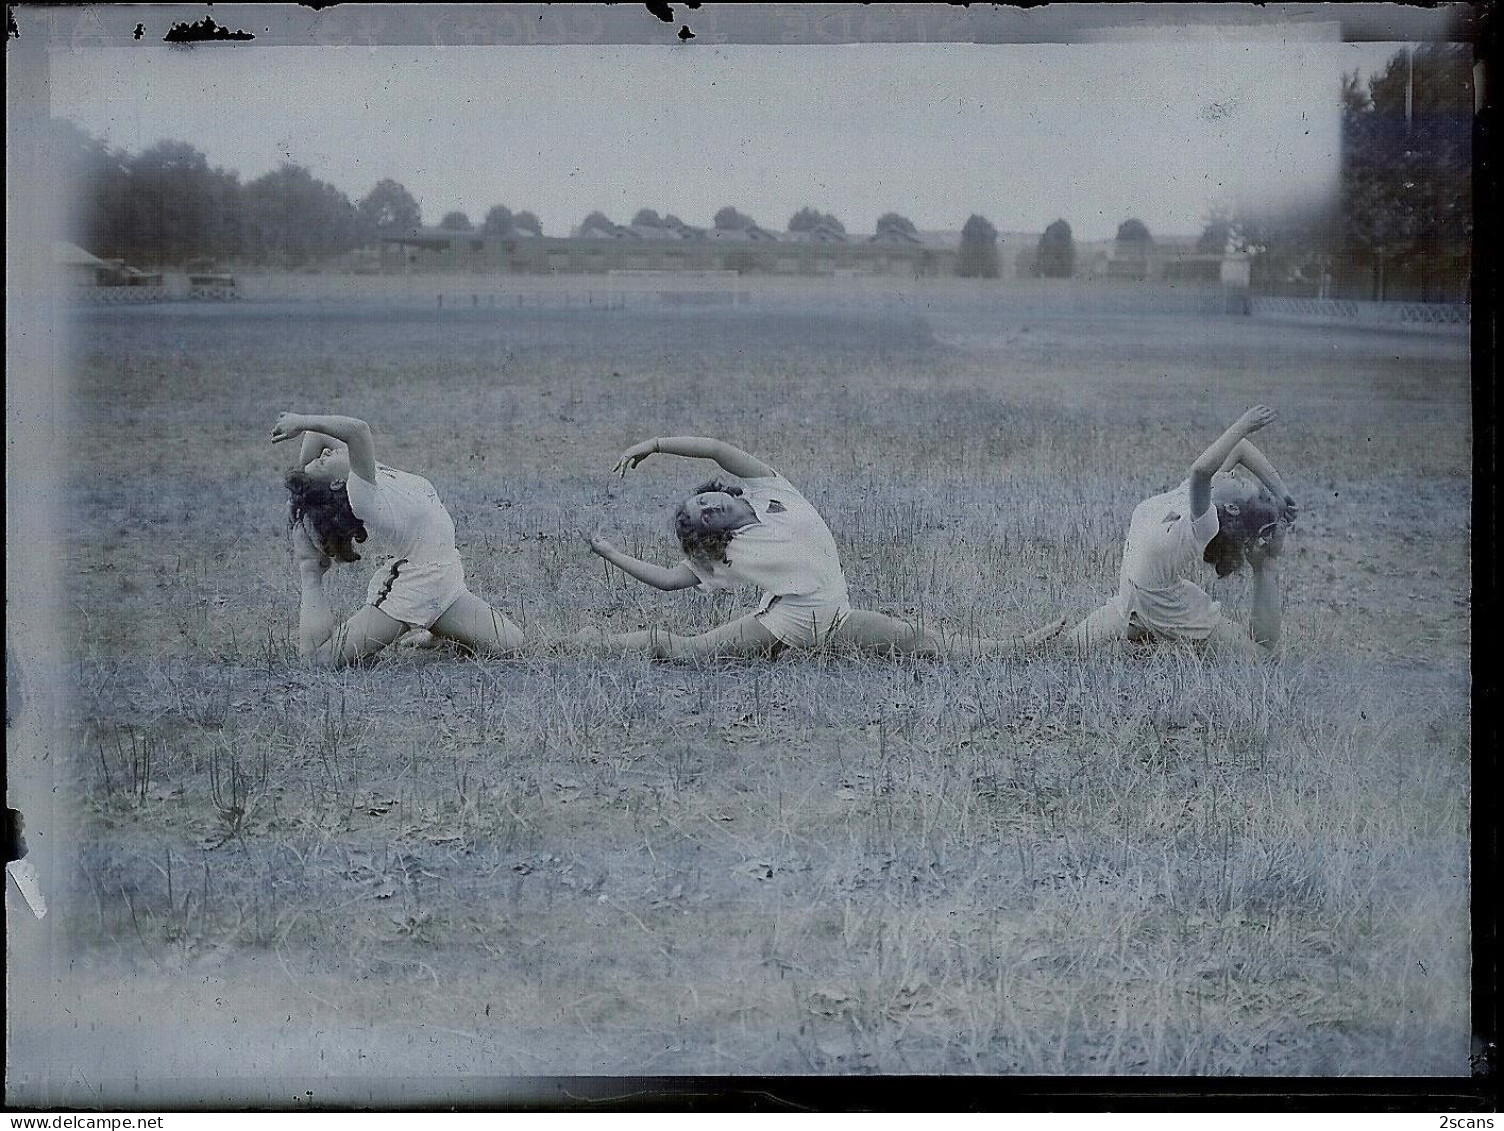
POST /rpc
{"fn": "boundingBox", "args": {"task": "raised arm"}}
[297,430,346,469]
[272,413,377,484]
[1218,438,1297,520]
[612,436,776,480]
[586,534,700,591]
[1188,405,1275,520]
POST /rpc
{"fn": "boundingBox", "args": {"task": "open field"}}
[9,279,1472,1100]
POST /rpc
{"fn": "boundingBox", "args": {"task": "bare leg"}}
[429,589,525,656]
[1064,601,1133,656]
[828,609,950,657]
[830,610,1066,659]
[946,616,1069,659]
[583,612,781,660]
[307,602,408,668]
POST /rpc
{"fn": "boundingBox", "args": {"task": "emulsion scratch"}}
[163,16,255,43]
[5,641,19,729]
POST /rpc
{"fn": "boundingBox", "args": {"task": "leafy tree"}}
[1197,208,1237,255]
[242,163,360,267]
[438,211,473,231]
[112,140,256,266]
[1115,218,1152,243]
[358,179,421,235]
[662,213,702,238]
[788,207,821,231]
[875,212,918,237]
[713,206,754,231]
[482,205,514,235]
[788,207,845,234]
[1036,219,1076,278]
[1342,44,1472,299]
[957,214,1000,278]
[512,210,542,236]
[632,208,663,228]
[579,211,616,235]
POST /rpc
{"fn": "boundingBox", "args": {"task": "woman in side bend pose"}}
[272,411,524,666]
[580,435,1064,660]
[1067,405,1298,657]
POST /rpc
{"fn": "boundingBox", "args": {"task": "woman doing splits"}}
[273,412,524,666]
[1068,405,1297,657]
[582,435,1063,660]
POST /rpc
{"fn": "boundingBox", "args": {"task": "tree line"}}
[49,119,1009,274]
[48,120,544,269]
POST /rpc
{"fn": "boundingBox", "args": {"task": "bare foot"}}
[1024,616,1069,648]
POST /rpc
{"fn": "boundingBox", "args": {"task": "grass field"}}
[11,279,1472,1097]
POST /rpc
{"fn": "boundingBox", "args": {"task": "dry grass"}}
[36,280,1471,1090]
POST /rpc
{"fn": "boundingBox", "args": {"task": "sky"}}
[46,37,1413,241]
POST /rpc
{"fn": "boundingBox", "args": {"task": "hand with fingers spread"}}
[611,438,659,478]
[1235,404,1276,437]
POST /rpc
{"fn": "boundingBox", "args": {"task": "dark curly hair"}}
[1203,485,1283,578]
[673,479,744,571]
[285,470,368,564]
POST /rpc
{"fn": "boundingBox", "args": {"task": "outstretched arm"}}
[272,413,377,484]
[586,534,700,591]
[1243,526,1284,650]
[290,524,336,656]
[612,436,776,480]
[1188,405,1275,520]
[290,524,406,666]
[1218,438,1298,521]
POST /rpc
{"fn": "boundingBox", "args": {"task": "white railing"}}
[69,286,172,304]
[1251,297,1469,328]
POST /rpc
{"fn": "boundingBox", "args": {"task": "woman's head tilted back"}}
[286,469,367,563]
[674,479,746,570]
[1203,474,1285,578]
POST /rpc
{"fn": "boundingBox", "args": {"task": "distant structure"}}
[367,224,963,277]
[55,241,165,290]
[56,241,113,287]
[356,224,1227,282]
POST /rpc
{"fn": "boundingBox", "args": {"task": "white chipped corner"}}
[7,859,47,918]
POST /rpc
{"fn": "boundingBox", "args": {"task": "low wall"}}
[61,272,1239,318]
[1250,296,1469,333]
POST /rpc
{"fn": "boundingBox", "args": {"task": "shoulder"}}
[743,472,795,493]
[346,467,379,499]
[1133,485,1179,517]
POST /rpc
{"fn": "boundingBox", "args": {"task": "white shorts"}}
[1108,590,1224,643]
[365,555,467,629]
[756,594,851,649]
